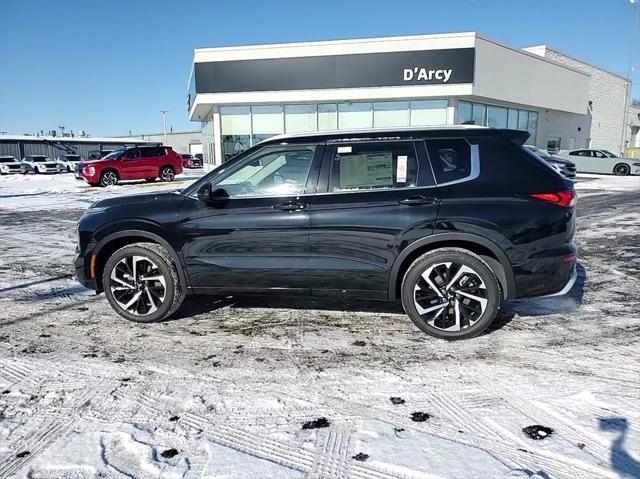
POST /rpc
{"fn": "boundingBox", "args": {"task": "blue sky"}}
[0,0,638,136]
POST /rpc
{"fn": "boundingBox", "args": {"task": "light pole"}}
[160,110,169,145]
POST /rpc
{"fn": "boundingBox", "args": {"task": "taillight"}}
[530,191,576,208]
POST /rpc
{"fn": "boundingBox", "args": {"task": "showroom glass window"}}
[487,106,508,128]
[457,101,473,124]
[252,105,284,145]
[220,106,251,162]
[373,101,409,128]
[208,145,316,198]
[338,103,373,129]
[318,104,338,130]
[285,104,317,133]
[410,100,448,126]
[329,141,418,192]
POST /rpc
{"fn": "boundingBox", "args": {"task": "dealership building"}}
[187,32,635,167]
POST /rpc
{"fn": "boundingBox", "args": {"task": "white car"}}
[0,155,26,174]
[21,155,65,174]
[556,149,640,176]
[55,154,83,173]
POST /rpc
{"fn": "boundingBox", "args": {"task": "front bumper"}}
[74,254,97,290]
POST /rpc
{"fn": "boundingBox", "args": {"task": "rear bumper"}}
[514,243,577,299]
[540,263,577,297]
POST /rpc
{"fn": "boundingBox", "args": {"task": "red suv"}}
[81,146,183,187]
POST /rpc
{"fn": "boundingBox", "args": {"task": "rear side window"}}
[139,147,159,158]
[425,139,472,184]
[329,141,418,192]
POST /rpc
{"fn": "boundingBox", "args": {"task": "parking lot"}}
[0,172,639,478]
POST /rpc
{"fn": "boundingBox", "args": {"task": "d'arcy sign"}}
[192,48,474,94]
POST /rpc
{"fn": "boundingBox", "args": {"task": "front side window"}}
[123,149,139,160]
[329,141,418,192]
[425,139,473,184]
[208,145,316,198]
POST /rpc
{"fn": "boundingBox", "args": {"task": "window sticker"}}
[337,146,352,154]
[397,155,407,183]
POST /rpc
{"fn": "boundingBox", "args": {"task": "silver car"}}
[55,154,82,173]
[557,149,640,176]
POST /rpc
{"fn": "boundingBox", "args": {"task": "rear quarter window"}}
[425,139,472,184]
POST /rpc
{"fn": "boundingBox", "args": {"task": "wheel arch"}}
[93,229,189,293]
[389,233,515,301]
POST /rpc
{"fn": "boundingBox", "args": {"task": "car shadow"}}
[171,263,587,332]
[599,417,640,478]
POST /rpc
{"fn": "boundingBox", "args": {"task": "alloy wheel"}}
[413,262,488,332]
[101,171,118,186]
[614,164,630,176]
[109,255,167,316]
[160,167,175,181]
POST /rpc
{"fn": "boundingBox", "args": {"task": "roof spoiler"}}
[496,129,530,146]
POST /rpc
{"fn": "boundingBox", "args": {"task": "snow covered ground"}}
[0,172,638,478]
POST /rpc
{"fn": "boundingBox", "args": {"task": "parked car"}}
[557,149,640,176]
[0,155,26,174]
[56,154,83,173]
[74,126,577,340]
[87,149,113,161]
[22,155,64,174]
[79,146,183,187]
[524,145,576,179]
[180,153,203,168]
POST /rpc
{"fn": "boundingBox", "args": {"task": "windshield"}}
[601,150,618,158]
[525,145,553,160]
[102,150,124,160]
[0,158,17,163]
[64,155,80,160]
[31,157,49,162]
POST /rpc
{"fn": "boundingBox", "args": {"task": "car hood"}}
[90,191,183,209]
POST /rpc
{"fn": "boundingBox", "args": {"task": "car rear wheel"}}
[613,163,630,176]
[99,170,119,187]
[103,243,184,323]
[401,247,501,340]
[160,166,175,182]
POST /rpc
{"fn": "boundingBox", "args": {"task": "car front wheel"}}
[103,243,185,323]
[613,163,630,176]
[99,170,119,187]
[401,247,501,340]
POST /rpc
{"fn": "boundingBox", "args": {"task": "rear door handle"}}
[273,202,307,211]
[399,196,438,206]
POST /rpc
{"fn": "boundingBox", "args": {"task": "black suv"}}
[74,127,577,340]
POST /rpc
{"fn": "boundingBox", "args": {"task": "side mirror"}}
[197,184,229,208]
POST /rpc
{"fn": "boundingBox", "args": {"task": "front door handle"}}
[273,202,307,211]
[399,196,438,206]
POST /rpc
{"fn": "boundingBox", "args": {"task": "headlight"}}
[551,163,564,173]
[84,166,95,175]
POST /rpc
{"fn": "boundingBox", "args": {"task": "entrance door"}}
[178,144,322,293]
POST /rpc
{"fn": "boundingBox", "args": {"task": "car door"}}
[592,150,615,174]
[568,150,592,173]
[304,139,439,299]
[178,143,322,293]
[119,148,144,179]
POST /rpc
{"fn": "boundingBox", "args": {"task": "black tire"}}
[613,163,630,176]
[159,166,175,182]
[99,170,119,187]
[401,247,501,340]
[102,242,185,323]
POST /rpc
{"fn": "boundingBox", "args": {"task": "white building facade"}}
[187,32,632,167]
